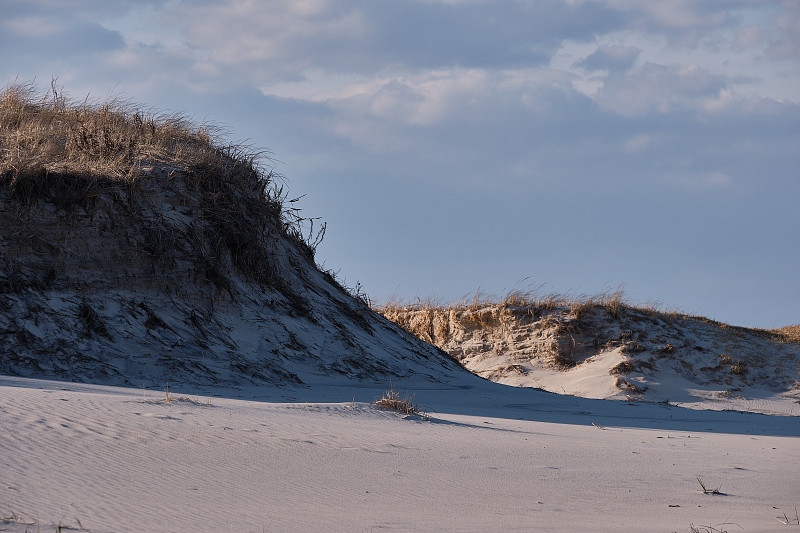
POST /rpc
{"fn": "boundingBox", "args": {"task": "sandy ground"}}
[2,375,798,532]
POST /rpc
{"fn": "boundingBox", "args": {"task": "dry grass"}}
[2,80,224,185]
[775,506,799,525]
[374,386,423,417]
[145,385,210,405]
[375,287,626,322]
[774,325,800,344]
[696,477,724,495]
[0,81,323,290]
[375,287,793,348]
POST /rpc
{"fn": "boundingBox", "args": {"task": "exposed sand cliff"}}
[379,299,800,415]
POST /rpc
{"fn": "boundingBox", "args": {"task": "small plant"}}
[718,389,744,399]
[659,343,675,355]
[776,506,800,525]
[730,360,747,375]
[601,287,625,319]
[697,477,723,495]
[374,386,422,417]
[160,385,199,404]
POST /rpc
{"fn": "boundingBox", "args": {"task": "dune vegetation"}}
[2,81,799,533]
[374,288,799,346]
[375,289,800,411]
[0,81,324,289]
[0,81,457,386]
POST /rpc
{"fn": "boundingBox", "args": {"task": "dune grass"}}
[374,287,798,345]
[775,506,800,525]
[0,80,326,289]
[696,477,724,495]
[374,386,424,417]
[775,325,800,344]
[376,287,623,317]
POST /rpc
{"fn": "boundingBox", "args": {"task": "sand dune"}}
[379,302,800,416]
[2,85,798,532]
[2,375,799,532]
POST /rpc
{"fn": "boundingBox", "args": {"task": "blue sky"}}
[2,0,798,328]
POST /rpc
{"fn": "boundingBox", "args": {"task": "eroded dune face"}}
[0,85,462,388]
[379,301,800,414]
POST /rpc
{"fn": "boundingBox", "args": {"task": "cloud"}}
[591,62,730,116]
[603,0,746,46]
[767,8,800,60]
[253,57,798,205]
[733,24,768,50]
[2,0,798,327]
[575,45,641,72]
[133,0,631,87]
[0,16,124,59]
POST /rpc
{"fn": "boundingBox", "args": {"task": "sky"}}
[1,0,798,328]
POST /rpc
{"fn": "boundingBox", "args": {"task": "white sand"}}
[2,374,798,532]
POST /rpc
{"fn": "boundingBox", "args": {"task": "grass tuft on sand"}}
[374,386,424,417]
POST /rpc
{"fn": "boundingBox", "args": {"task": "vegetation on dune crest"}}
[375,288,628,324]
[775,325,800,344]
[375,289,800,392]
[374,288,798,345]
[0,80,324,288]
[1,81,412,384]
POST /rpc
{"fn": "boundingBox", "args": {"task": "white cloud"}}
[768,8,800,59]
[2,0,799,327]
[575,44,641,72]
[591,62,729,116]
[703,88,737,111]
[734,24,767,49]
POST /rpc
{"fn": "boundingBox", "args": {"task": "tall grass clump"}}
[774,325,800,344]
[1,80,224,185]
[374,385,423,416]
[0,80,323,286]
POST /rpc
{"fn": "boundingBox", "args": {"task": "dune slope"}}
[0,84,461,389]
[379,301,800,415]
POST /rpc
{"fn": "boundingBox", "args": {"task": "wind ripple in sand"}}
[2,377,799,532]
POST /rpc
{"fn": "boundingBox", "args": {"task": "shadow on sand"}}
[3,373,796,438]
